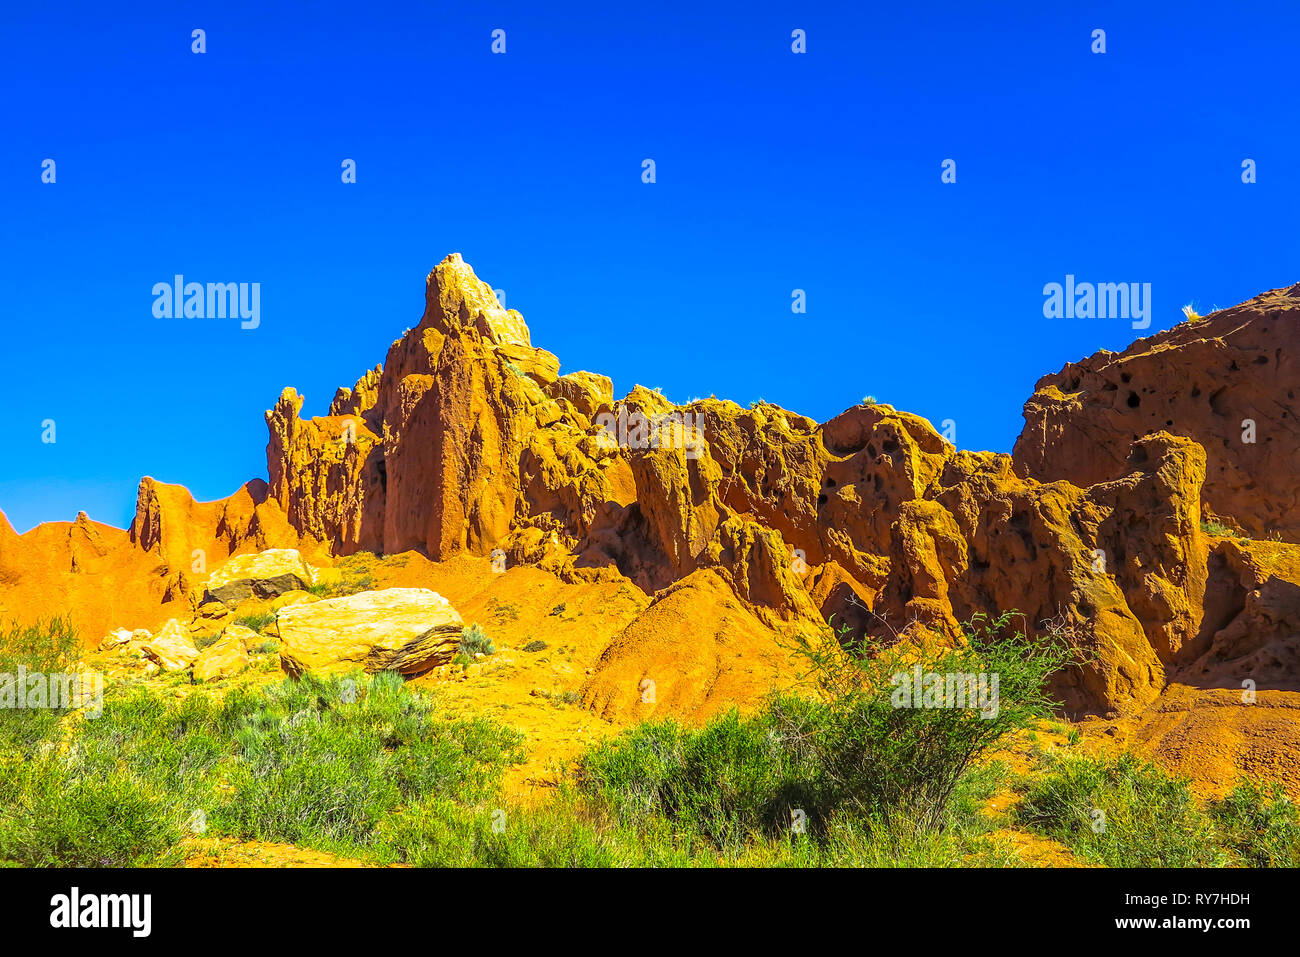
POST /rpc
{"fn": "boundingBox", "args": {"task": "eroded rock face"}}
[130,477,316,608]
[263,254,564,562]
[1178,538,1300,693]
[0,479,308,640]
[546,371,613,419]
[276,588,463,677]
[267,386,385,555]
[1014,282,1300,541]
[248,257,1300,718]
[6,255,1298,730]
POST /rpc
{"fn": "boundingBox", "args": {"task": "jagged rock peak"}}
[421,252,531,348]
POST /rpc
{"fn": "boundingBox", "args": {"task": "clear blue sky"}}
[2,0,1296,533]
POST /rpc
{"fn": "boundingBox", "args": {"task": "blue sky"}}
[2,0,1297,532]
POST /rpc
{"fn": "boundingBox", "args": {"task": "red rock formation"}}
[197,259,1300,717]
[266,387,383,554]
[3,254,1297,734]
[1014,282,1300,541]
[0,477,319,640]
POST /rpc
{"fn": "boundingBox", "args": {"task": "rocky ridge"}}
[3,256,1298,740]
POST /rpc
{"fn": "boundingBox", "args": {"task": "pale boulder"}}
[277,588,464,677]
[98,627,133,651]
[203,548,315,606]
[193,633,251,683]
[218,623,266,653]
[142,619,199,672]
[271,589,320,611]
[116,629,153,659]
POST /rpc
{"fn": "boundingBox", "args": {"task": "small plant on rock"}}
[234,612,277,633]
[1200,519,1239,538]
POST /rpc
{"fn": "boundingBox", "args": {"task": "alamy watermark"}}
[595,407,705,459]
[152,275,260,329]
[890,666,1000,719]
[0,666,103,718]
[1043,275,1151,329]
[50,887,151,937]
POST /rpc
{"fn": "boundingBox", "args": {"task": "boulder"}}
[217,623,264,653]
[277,588,464,677]
[114,628,153,658]
[271,589,320,611]
[203,548,315,605]
[98,627,134,651]
[193,633,251,683]
[141,619,199,672]
[197,601,229,619]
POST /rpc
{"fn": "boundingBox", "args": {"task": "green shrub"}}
[329,572,375,596]
[489,600,521,622]
[581,705,818,849]
[0,669,524,865]
[784,611,1078,832]
[806,810,1020,867]
[73,688,229,797]
[1209,780,1300,867]
[0,759,178,866]
[0,617,79,670]
[313,556,377,598]
[459,624,496,658]
[380,794,638,867]
[578,611,1076,847]
[233,612,276,633]
[1016,752,1226,866]
[522,640,548,653]
[1200,519,1240,538]
[215,673,522,852]
[0,618,82,755]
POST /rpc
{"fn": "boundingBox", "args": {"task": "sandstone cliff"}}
[1015,283,1300,540]
[3,256,1297,730]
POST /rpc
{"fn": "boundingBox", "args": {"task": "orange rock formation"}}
[3,257,1297,740]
